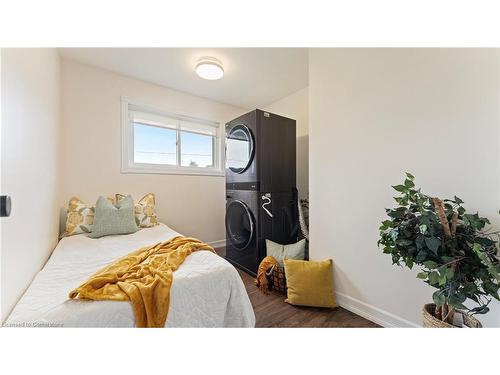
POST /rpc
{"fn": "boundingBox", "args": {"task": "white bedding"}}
[6,224,255,327]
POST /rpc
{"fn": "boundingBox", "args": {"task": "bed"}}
[6,223,256,327]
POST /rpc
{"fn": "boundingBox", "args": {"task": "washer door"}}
[226,124,255,174]
[225,200,255,250]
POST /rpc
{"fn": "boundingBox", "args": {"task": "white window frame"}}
[121,97,224,176]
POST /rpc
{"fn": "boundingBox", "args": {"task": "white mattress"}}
[6,223,255,327]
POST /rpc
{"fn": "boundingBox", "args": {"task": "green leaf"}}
[405,172,415,180]
[388,209,405,219]
[448,294,467,310]
[397,239,413,246]
[404,179,415,188]
[416,272,428,279]
[416,235,426,250]
[383,246,392,254]
[392,185,407,192]
[391,255,401,265]
[455,292,466,303]
[419,224,427,234]
[432,290,446,307]
[441,256,454,263]
[424,260,439,269]
[445,267,455,280]
[428,271,440,285]
[472,243,490,264]
[488,265,500,281]
[470,306,490,315]
[438,273,447,286]
[483,280,500,299]
[464,214,486,230]
[425,237,441,254]
[416,250,429,262]
[472,242,483,254]
[380,220,392,229]
[463,282,477,295]
[454,196,464,204]
[448,300,467,310]
[389,228,398,241]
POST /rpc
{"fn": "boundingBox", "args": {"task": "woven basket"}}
[265,264,287,294]
[422,303,482,328]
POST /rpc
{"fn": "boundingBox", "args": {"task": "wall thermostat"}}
[0,195,12,217]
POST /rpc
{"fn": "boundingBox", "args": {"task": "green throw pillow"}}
[89,195,139,239]
[266,239,306,266]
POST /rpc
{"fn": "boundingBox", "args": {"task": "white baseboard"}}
[208,239,226,249]
[335,292,420,328]
[202,241,416,327]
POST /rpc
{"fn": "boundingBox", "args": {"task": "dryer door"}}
[225,200,255,250]
[226,124,255,174]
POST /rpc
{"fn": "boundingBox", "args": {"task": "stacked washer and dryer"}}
[225,109,299,275]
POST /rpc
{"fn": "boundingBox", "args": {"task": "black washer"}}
[225,199,255,250]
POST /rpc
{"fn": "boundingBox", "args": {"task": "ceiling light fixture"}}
[196,57,224,80]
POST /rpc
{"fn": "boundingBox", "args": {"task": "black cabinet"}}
[225,110,297,275]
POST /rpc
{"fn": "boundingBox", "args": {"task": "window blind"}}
[129,109,218,137]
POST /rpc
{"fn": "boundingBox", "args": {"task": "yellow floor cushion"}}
[284,259,337,308]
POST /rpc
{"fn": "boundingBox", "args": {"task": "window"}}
[121,99,223,176]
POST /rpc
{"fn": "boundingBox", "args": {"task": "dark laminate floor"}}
[237,269,380,328]
[216,247,379,327]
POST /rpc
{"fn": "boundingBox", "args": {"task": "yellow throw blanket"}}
[69,236,215,328]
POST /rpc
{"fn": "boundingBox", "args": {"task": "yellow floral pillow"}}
[116,193,159,228]
[63,196,114,237]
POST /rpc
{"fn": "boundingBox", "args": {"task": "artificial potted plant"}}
[378,173,500,327]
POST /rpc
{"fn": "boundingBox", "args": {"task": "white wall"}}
[309,48,500,327]
[263,87,309,198]
[60,59,246,243]
[1,48,61,321]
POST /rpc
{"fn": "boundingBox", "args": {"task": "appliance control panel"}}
[225,182,259,191]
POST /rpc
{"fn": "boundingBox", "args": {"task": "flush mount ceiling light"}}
[196,57,224,80]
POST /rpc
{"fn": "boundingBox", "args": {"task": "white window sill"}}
[121,166,225,177]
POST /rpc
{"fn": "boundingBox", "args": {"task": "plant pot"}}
[422,303,482,328]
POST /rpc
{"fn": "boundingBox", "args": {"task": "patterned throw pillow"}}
[115,193,159,228]
[63,196,115,237]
